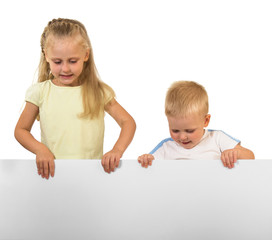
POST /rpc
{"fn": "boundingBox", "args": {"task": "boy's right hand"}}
[138,154,154,168]
[36,145,55,179]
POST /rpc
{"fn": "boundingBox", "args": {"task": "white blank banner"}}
[0,159,272,240]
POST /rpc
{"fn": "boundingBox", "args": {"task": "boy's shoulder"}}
[206,129,240,142]
[150,138,175,154]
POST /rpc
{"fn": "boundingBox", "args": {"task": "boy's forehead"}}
[167,114,204,128]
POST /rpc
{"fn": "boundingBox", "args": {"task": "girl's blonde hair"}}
[39,18,115,119]
[165,81,209,117]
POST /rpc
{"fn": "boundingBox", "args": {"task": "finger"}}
[49,160,55,177]
[148,156,153,166]
[103,157,110,173]
[44,162,49,179]
[225,154,231,168]
[110,157,116,172]
[233,150,238,163]
[39,162,44,178]
[141,161,146,168]
[144,155,150,166]
[221,155,227,167]
[115,157,120,168]
[229,151,235,168]
[36,161,41,175]
[101,157,105,167]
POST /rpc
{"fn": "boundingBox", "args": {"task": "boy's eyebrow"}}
[171,128,196,131]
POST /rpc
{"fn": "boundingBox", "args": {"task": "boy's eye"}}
[186,130,195,133]
[172,130,180,133]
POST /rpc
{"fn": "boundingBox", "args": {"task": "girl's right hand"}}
[36,145,55,179]
[138,154,154,168]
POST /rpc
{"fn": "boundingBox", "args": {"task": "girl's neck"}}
[51,78,81,87]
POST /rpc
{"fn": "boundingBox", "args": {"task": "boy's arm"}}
[221,144,255,168]
[234,144,255,159]
[14,102,55,179]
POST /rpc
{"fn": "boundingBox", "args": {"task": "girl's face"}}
[45,35,89,87]
[167,114,211,149]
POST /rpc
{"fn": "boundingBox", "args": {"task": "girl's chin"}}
[57,77,80,86]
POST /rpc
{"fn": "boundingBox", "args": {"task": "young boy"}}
[138,81,254,169]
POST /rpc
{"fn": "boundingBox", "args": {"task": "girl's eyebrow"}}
[50,56,80,60]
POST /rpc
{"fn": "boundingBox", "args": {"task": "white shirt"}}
[150,130,240,160]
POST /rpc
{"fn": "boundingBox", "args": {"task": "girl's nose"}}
[62,62,70,72]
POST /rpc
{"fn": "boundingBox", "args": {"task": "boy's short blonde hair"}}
[165,81,209,117]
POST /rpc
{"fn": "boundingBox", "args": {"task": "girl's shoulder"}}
[101,82,115,106]
[27,80,51,91]
[25,80,52,105]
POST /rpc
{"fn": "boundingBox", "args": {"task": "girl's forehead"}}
[46,34,84,49]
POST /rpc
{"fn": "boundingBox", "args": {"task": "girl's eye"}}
[54,61,61,65]
[70,60,77,64]
[186,130,195,133]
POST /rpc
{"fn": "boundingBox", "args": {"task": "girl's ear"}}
[44,50,49,63]
[84,49,90,62]
[204,114,211,127]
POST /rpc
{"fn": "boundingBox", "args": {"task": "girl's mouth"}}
[60,74,73,79]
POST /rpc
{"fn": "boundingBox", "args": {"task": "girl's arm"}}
[14,102,55,179]
[103,99,136,173]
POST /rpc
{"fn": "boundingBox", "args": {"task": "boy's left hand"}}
[221,149,238,169]
[102,149,122,173]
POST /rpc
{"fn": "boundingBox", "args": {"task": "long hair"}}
[39,18,115,119]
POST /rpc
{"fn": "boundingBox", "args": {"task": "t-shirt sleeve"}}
[103,86,115,106]
[216,131,241,152]
[149,141,166,160]
[25,83,41,107]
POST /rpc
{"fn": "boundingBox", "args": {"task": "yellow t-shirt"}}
[25,80,114,159]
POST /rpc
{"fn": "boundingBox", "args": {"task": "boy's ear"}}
[204,114,211,127]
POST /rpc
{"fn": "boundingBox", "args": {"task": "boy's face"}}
[167,114,210,149]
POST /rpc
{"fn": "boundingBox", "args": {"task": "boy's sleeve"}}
[149,139,168,160]
[216,131,241,152]
[25,83,41,107]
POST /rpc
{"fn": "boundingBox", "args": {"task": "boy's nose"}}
[179,133,187,141]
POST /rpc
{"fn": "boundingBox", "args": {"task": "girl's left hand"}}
[102,149,122,173]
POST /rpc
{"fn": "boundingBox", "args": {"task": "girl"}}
[14,18,136,178]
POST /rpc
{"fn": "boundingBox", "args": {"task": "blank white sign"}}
[0,159,272,240]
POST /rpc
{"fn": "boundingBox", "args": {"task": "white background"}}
[1,0,271,159]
